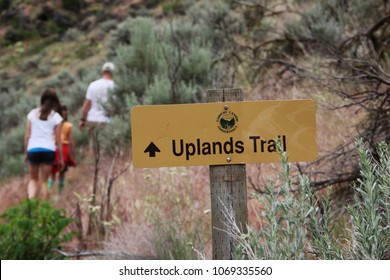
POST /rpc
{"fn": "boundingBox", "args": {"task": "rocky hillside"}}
[0,0,159,83]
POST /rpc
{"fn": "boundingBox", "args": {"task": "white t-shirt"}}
[27,108,63,151]
[86,78,115,123]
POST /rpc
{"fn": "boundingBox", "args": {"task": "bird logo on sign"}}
[217,111,238,133]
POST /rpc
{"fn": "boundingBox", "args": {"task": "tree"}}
[234,0,390,190]
[105,2,245,146]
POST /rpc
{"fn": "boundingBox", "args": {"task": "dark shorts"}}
[27,151,55,165]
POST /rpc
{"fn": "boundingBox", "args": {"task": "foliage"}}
[308,140,390,260]
[347,139,390,259]
[99,19,119,33]
[287,0,345,49]
[350,0,383,23]
[234,140,390,260]
[109,16,212,108]
[0,125,28,178]
[105,14,217,151]
[104,1,245,152]
[0,0,11,12]
[61,0,85,13]
[0,87,36,132]
[4,26,40,44]
[306,188,346,260]
[162,0,186,15]
[187,0,245,86]
[144,168,209,259]
[231,0,389,189]
[98,115,131,155]
[0,84,36,177]
[44,69,94,114]
[298,0,389,189]
[62,27,82,42]
[234,144,312,259]
[143,0,163,9]
[0,199,74,260]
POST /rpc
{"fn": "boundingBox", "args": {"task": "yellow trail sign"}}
[131,100,317,168]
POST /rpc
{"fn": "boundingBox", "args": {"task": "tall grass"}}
[144,167,210,259]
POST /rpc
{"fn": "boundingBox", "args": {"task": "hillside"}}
[0,0,389,260]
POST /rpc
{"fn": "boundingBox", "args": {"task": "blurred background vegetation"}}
[0,0,388,182]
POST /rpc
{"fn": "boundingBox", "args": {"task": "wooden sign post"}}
[207,88,247,260]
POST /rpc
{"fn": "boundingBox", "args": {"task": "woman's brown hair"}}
[40,88,61,120]
[60,105,68,121]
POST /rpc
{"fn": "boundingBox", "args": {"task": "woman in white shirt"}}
[24,89,64,199]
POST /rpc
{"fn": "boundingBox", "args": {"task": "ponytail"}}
[40,89,61,120]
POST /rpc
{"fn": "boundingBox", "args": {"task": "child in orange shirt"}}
[48,105,76,195]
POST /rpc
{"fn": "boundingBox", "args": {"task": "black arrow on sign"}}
[144,142,161,157]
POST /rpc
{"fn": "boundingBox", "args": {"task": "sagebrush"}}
[233,140,389,260]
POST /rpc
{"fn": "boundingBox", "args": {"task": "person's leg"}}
[48,148,60,190]
[88,122,106,159]
[87,122,96,157]
[48,173,55,190]
[58,170,65,195]
[27,164,39,198]
[40,164,53,200]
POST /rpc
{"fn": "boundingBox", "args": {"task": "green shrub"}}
[0,199,74,260]
[5,26,40,44]
[75,44,90,59]
[0,154,26,179]
[61,80,90,113]
[61,0,85,13]
[234,140,390,260]
[105,10,244,150]
[144,0,162,9]
[0,0,11,12]
[62,27,82,42]
[308,140,389,260]
[21,56,40,72]
[347,139,390,259]
[162,0,186,15]
[0,117,31,178]
[234,146,311,260]
[99,19,119,33]
[47,20,66,36]
[350,0,382,25]
[71,117,89,148]
[0,88,36,132]
[107,18,133,51]
[99,115,132,155]
[0,81,34,178]
[109,16,213,111]
[43,70,90,114]
[37,63,52,78]
[285,0,345,49]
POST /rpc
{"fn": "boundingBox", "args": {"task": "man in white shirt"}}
[79,62,115,154]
